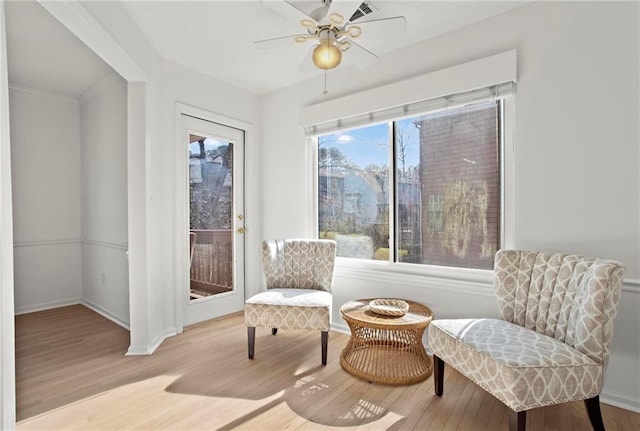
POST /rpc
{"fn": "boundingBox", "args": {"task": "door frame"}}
[1,2,16,427]
[174,103,254,332]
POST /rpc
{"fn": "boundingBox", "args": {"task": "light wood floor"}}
[15,305,640,430]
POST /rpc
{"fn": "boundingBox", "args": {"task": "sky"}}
[318,118,420,169]
[189,137,227,157]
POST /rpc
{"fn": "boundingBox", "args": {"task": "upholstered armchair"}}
[429,249,624,431]
[245,239,337,365]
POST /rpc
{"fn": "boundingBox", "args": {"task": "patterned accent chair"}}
[428,249,624,431]
[245,239,337,365]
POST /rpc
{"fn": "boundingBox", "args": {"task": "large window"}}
[317,100,502,270]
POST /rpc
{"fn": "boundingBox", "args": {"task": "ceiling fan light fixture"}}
[312,41,342,70]
[300,18,317,29]
[347,25,362,38]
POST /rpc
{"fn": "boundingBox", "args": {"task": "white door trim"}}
[174,103,254,332]
[0,2,16,427]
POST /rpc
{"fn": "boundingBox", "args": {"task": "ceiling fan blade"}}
[344,39,378,69]
[260,0,319,26]
[299,46,317,72]
[354,16,407,40]
[254,34,308,50]
[285,0,327,22]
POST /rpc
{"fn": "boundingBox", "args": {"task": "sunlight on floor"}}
[340,399,386,421]
[17,375,285,430]
[17,373,406,430]
[294,374,330,397]
[230,402,405,430]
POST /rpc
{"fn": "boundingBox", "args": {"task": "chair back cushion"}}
[262,239,336,292]
[494,249,624,366]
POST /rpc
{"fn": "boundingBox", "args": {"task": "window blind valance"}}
[300,50,517,136]
[304,82,514,136]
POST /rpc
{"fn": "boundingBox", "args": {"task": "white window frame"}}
[305,51,517,286]
[312,97,514,278]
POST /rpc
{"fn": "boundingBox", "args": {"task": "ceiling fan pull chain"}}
[323,69,328,95]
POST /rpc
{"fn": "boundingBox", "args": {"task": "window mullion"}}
[389,121,396,263]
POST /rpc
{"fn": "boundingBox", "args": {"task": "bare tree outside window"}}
[317,100,502,270]
[318,125,390,260]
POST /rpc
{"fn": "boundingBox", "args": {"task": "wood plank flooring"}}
[15,305,640,430]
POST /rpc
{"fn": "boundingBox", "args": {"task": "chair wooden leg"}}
[271,328,278,335]
[247,327,255,359]
[508,410,526,431]
[433,355,444,396]
[321,331,328,366]
[585,395,606,431]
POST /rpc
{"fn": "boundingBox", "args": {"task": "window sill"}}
[333,257,495,297]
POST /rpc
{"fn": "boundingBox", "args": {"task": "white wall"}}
[79,0,262,335]
[9,87,82,313]
[259,1,639,411]
[68,0,163,353]
[9,74,129,327]
[78,72,129,327]
[158,59,261,328]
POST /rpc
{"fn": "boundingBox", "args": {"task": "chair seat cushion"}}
[429,318,603,411]
[245,288,331,331]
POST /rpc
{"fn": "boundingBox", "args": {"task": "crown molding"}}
[77,71,123,106]
[8,83,78,103]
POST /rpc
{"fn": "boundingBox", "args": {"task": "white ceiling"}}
[5,0,114,99]
[4,1,528,98]
[121,0,528,95]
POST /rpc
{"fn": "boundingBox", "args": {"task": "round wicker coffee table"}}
[340,298,433,385]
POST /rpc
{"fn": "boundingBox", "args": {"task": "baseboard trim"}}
[125,346,150,356]
[81,299,129,330]
[600,390,640,413]
[126,328,176,356]
[148,329,177,353]
[15,298,81,315]
[331,322,350,335]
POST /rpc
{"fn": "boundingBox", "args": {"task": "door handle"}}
[237,227,246,234]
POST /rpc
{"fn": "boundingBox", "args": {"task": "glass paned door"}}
[181,114,245,325]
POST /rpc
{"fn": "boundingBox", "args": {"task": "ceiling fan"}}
[255,0,406,72]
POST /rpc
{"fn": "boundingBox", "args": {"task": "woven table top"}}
[340,298,433,330]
